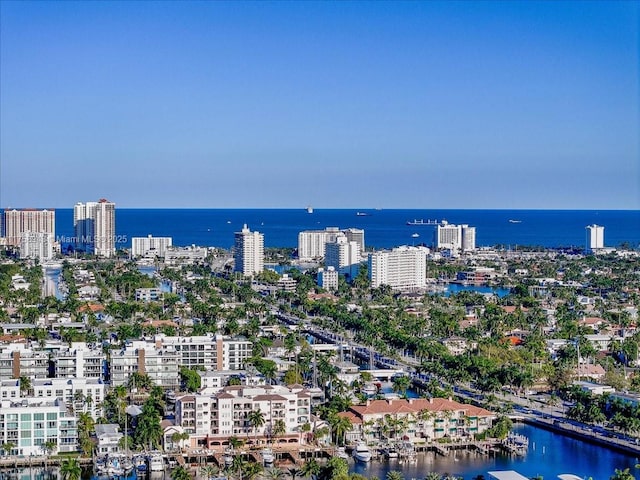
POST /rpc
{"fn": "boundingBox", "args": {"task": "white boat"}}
[261,448,274,465]
[384,446,399,459]
[307,206,313,214]
[352,443,372,462]
[148,453,165,472]
[335,447,349,460]
[362,382,378,396]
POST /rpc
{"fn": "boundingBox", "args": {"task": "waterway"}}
[350,424,639,480]
[2,425,638,480]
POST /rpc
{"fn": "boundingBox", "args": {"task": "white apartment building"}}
[317,266,339,291]
[586,224,604,252]
[131,234,173,258]
[0,398,77,455]
[20,232,55,261]
[135,288,162,302]
[110,335,253,388]
[74,199,116,257]
[435,221,476,252]
[234,224,264,276]
[3,208,55,249]
[325,235,360,277]
[368,246,428,290]
[0,342,106,381]
[165,246,208,265]
[175,384,312,447]
[461,225,476,251]
[0,377,105,420]
[298,227,364,261]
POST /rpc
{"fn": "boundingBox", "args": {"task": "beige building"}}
[338,397,494,445]
[175,384,312,448]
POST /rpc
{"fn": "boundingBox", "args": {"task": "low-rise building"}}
[339,397,494,445]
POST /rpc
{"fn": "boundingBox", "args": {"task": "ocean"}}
[52,209,640,251]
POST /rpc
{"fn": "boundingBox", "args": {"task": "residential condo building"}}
[298,227,364,261]
[2,208,56,247]
[368,246,428,290]
[234,224,264,276]
[586,224,604,252]
[131,234,173,258]
[74,199,116,257]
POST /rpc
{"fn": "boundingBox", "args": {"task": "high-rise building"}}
[325,235,360,277]
[234,224,264,276]
[20,232,54,260]
[435,221,476,252]
[461,225,476,252]
[368,246,428,290]
[586,224,604,252]
[131,234,173,257]
[74,199,116,257]
[298,227,365,261]
[74,201,97,253]
[435,221,461,251]
[3,208,55,247]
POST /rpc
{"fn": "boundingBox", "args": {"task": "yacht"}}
[335,446,349,460]
[261,448,275,465]
[361,382,378,396]
[223,449,234,467]
[147,453,165,472]
[352,443,372,462]
[383,446,399,459]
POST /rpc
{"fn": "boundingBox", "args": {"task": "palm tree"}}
[392,375,412,398]
[200,465,220,480]
[19,376,32,396]
[171,465,192,480]
[264,468,285,480]
[328,414,353,446]
[1,442,16,457]
[248,408,265,445]
[243,462,263,480]
[272,419,286,444]
[287,467,302,480]
[387,472,404,480]
[301,459,320,480]
[60,458,82,480]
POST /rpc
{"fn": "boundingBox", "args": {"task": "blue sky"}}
[1,1,638,209]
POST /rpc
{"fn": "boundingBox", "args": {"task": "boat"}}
[147,453,165,472]
[307,206,313,214]
[261,448,274,465]
[509,219,522,223]
[383,446,399,459]
[361,382,379,396]
[223,449,234,466]
[411,233,419,238]
[352,443,372,462]
[356,212,370,216]
[335,446,349,460]
[406,219,438,226]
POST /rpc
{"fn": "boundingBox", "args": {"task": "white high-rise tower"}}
[586,224,604,253]
[234,224,264,276]
[74,199,116,257]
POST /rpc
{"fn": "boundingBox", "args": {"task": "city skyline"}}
[0,1,638,210]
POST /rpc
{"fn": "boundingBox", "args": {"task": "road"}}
[276,310,640,455]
